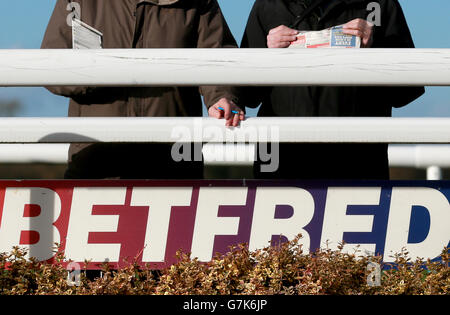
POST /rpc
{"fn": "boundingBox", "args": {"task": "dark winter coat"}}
[41,0,238,179]
[240,0,425,180]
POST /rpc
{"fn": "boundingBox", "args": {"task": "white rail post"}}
[427,166,442,180]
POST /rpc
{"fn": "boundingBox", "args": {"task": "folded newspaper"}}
[289,25,361,49]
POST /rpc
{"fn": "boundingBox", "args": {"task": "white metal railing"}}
[0,117,449,144]
[0,143,447,180]
[0,143,448,167]
[1,49,449,179]
[1,49,450,87]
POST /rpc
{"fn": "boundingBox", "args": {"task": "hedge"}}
[1,235,448,295]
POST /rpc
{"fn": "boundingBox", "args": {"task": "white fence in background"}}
[1,49,450,180]
[0,143,448,180]
[0,117,450,143]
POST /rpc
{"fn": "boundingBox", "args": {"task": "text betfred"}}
[0,181,449,269]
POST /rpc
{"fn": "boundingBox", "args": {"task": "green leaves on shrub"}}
[0,237,448,295]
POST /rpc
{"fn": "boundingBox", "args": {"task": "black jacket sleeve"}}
[372,0,425,108]
[238,0,271,109]
[241,0,268,49]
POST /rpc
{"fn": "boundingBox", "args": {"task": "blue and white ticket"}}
[290,24,361,49]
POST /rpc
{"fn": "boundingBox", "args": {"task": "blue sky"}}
[0,0,449,117]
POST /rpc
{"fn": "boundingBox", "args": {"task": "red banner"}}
[0,180,449,269]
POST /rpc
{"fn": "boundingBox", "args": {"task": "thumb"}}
[208,106,222,118]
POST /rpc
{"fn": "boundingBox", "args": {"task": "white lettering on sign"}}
[0,185,448,265]
[130,187,192,262]
[384,187,450,262]
[191,187,247,262]
[0,187,61,261]
[249,187,315,253]
[321,187,380,255]
[65,187,125,262]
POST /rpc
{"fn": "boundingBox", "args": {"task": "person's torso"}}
[68,0,209,118]
[258,0,372,33]
[76,0,204,49]
[254,0,391,118]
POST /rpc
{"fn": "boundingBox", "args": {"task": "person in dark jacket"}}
[239,0,425,180]
[41,0,244,179]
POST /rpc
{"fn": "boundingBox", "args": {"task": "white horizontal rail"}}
[0,144,449,170]
[0,49,449,86]
[0,144,69,164]
[388,145,450,168]
[0,144,256,166]
[0,117,450,144]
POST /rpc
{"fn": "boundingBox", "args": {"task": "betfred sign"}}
[0,180,449,269]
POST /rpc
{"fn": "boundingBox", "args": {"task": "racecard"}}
[0,181,448,269]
